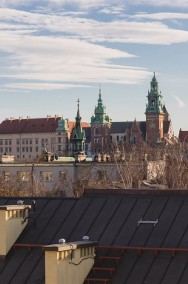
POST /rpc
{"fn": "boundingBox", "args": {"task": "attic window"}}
[4,171,10,181]
[17,171,30,182]
[41,171,53,182]
[138,218,159,227]
[60,172,67,181]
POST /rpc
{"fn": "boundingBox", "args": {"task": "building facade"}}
[0,116,89,161]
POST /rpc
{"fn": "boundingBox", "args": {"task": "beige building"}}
[0,116,90,162]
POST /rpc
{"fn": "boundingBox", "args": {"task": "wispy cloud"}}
[132,12,188,21]
[0,4,188,91]
[4,82,91,90]
[128,0,188,8]
[1,8,188,45]
[0,7,153,89]
[174,95,186,108]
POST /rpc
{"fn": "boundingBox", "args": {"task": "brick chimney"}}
[44,240,96,284]
[0,204,31,257]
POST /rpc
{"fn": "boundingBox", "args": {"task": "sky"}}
[0,0,188,135]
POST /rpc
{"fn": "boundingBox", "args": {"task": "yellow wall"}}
[45,242,95,284]
[0,205,31,256]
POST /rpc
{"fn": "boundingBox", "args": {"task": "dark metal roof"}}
[83,126,91,143]
[111,121,146,138]
[111,122,133,133]
[1,190,188,283]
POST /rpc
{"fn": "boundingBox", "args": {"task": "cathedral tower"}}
[91,87,111,153]
[145,73,165,144]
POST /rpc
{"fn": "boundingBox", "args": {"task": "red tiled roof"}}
[68,121,90,133]
[0,118,90,134]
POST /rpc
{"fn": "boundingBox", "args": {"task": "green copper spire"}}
[91,86,111,125]
[70,99,86,157]
[145,73,164,114]
[75,99,81,130]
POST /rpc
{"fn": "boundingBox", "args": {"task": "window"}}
[4,171,10,181]
[0,147,3,153]
[5,140,8,145]
[26,139,28,145]
[9,140,12,145]
[41,138,48,147]
[17,171,30,181]
[94,127,99,136]
[35,139,38,144]
[97,170,107,181]
[41,171,53,182]
[58,145,61,151]
[30,147,32,152]
[58,137,61,143]
[17,147,19,153]
[22,147,25,152]
[36,147,38,152]
[26,147,28,152]
[16,139,19,145]
[30,139,32,144]
[22,139,25,145]
[94,138,100,144]
[0,140,3,145]
[60,172,67,181]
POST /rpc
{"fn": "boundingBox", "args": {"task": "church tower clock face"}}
[150,121,155,128]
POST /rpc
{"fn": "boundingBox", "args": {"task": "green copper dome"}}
[145,73,164,114]
[91,87,111,125]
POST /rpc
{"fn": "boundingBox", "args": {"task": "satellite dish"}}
[58,238,66,244]
[82,235,89,241]
[17,200,24,206]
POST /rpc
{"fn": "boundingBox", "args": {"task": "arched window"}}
[94,127,99,136]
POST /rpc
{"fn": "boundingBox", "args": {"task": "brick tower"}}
[91,87,111,153]
[145,73,165,144]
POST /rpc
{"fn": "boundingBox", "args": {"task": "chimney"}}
[0,204,31,257]
[44,239,96,284]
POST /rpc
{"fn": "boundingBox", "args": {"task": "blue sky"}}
[0,0,188,135]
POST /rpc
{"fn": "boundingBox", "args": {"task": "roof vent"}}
[58,238,66,244]
[82,235,90,241]
[17,200,24,206]
[138,218,159,227]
